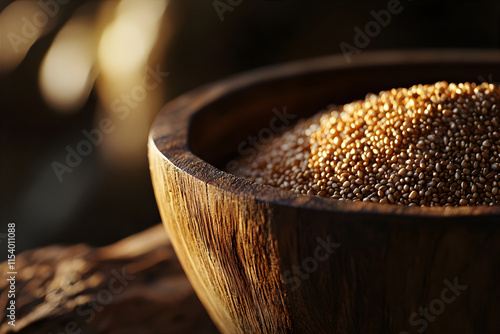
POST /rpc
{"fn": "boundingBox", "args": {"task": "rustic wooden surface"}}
[149,50,500,334]
[0,224,219,334]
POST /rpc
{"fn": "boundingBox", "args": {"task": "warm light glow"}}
[97,0,167,79]
[117,0,168,23]
[0,0,51,71]
[97,17,151,78]
[39,17,96,112]
[96,0,168,168]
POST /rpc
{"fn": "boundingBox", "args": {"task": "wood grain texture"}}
[149,50,500,333]
[0,224,219,334]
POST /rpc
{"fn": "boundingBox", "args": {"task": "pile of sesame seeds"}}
[233,82,500,206]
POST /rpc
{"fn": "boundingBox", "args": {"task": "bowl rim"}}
[150,49,500,218]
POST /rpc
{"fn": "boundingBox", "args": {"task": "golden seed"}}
[233,81,500,207]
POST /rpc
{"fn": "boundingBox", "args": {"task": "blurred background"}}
[1,0,500,254]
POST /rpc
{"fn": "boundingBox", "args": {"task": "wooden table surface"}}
[0,224,220,334]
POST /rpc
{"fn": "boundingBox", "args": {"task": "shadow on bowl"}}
[149,50,500,334]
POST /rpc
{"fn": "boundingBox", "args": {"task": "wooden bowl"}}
[149,50,500,334]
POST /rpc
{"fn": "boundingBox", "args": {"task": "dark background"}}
[1,0,500,255]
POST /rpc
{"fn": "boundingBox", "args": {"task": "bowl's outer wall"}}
[149,51,500,334]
